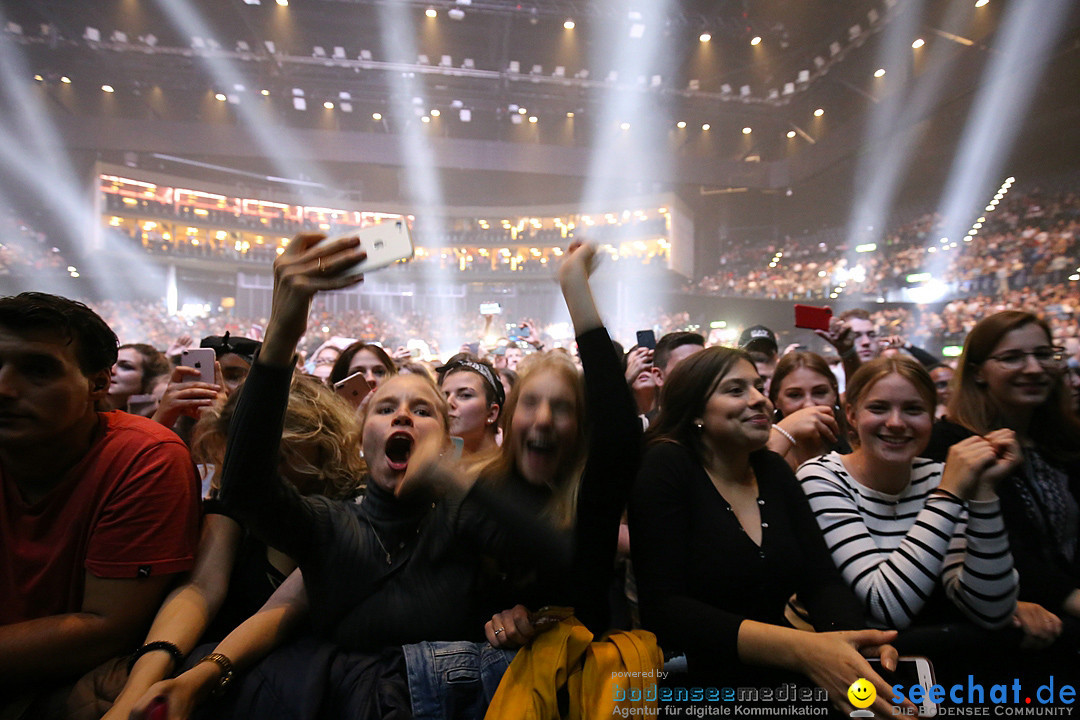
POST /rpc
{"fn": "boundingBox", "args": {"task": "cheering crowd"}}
[2,217,1078,720]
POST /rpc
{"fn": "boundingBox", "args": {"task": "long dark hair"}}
[646,346,753,464]
[948,310,1080,463]
[329,341,396,385]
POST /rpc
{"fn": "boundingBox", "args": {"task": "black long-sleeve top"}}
[629,443,864,679]
[218,326,640,648]
[925,420,1080,613]
[485,326,644,631]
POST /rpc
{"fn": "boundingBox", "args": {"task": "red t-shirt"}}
[0,411,200,624]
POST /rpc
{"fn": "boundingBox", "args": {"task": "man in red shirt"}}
[0,293,199,713]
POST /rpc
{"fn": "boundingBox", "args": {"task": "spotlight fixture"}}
[60,76,71,84]
[620,122,631,130]
[566,112,575,118]
[518,107,527,115]
[677,121,686,129]
[528,116,538,123]
[750,36,762,46]
[372,112,383,120]
[814,108,824,117]
[912,38,925,48]
[276,0,288,6]
[564,19,575,30]
[33,74,43,81]
[786,130,796,138]
[874,68,886,78]
[702,123,710,131]
[215,92,227,101]
[742,127,752,134]
[261,89,269,96]
[324,101,334,109]
[975,0,988,6]
[430,109,441,117]
[699,32,711,43]
[101,84,114,93]
[421,116,431,123]
[447,8,465,20]
[425,7,437,18]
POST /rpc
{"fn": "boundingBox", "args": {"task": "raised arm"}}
[559,241,643,631]
[218,233,365,559]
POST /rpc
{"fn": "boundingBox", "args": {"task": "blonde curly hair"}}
[193,373,365,500]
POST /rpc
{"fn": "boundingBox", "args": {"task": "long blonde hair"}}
[481,351,587,528]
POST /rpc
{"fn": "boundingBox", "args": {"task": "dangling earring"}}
[694,421,703,430]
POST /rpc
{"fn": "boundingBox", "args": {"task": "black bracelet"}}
[128,641,185,674]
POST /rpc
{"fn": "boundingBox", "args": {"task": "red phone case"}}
[794,304,833,331]
[146,697,168,720]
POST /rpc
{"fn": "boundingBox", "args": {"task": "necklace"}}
[369,523,393,565]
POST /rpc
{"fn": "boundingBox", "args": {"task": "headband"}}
[443,359,506,408]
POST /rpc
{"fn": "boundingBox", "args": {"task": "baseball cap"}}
[738,325,778,354]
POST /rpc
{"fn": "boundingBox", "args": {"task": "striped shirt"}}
[797,452,1018,630]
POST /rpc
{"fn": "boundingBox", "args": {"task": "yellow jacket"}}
[485,615,663,720]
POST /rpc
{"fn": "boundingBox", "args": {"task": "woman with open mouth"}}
[128,234,639,719]
[475,239,643,649]
[798,355,1025,684]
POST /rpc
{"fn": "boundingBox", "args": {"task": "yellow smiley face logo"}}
[847,678,876,709]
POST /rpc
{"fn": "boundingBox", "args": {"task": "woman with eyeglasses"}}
[925,310,1080,647]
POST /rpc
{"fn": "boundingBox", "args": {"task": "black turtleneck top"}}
[219,326,640,648]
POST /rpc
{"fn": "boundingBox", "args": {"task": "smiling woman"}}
[629,346,903,716]
[925,311,1080,632]
[798,356,1019,632]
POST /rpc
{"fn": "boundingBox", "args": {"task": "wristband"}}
[128,641,185,674]
[200,652,235,696]
[772,425,797,448]
[930,487,964,504]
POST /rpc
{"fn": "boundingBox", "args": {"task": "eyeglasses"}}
[984,347,1066,370]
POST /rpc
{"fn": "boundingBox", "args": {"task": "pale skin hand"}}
[768,406,840,469]
[483,604,561,650]
[1063,589,1080,619]
[737,621,915,717]
[164,335,194,362]
[976,428,1022,492]
[938,436,1000,499]
[624,346,654,386]
[1012,601,1063,650]
[150,365,223,428]
[260,233,367,366]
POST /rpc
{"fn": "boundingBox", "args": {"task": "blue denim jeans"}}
[403,641,516,720]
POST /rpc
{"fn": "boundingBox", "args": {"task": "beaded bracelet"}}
[127,641,185,674]
[772,425,797,448]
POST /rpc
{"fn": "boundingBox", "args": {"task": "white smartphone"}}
[317,219,413,276]
[180,348,217,384]
[868,656,937,717]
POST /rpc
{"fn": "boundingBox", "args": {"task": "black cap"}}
[738,325,778,354]
[200,331,261,365]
